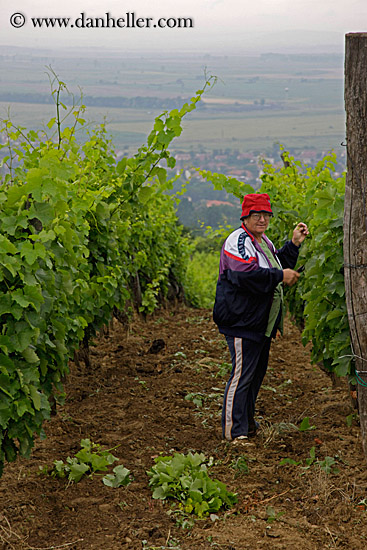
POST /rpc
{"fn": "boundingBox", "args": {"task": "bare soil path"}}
[1,306,366,550]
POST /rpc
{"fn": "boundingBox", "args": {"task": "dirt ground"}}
[1,305,366,550]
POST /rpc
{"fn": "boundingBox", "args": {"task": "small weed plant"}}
[279,446,340,475]
[266,505,285,524]
[216,361,232,377]
[346,412,358,427]
[231,455,254,477]
[298,417,316,432]
[49,439,132,486]
[185,392,205,408]
[147,452,237,517]
[185,391,222,409]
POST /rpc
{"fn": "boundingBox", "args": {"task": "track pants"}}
[222,335,271,440]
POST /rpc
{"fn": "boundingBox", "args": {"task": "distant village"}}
[170,146,346,230]
[173,146,346,188]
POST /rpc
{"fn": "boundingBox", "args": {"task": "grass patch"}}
[184,251,219,308]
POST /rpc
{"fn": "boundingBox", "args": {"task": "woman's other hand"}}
[292,223,309,246]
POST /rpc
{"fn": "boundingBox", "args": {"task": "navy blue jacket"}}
[213,224,299,341]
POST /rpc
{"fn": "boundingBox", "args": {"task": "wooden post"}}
[344,33,367,460]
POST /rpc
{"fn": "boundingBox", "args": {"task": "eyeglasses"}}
[250,213,272,221]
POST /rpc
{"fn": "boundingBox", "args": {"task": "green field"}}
[0,48,345,155]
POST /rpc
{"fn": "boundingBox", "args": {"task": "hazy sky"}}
[0,0,366,53]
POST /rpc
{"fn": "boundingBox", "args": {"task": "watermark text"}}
[10,12,194,30]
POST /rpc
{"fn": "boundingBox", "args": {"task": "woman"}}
[213,193,309,441]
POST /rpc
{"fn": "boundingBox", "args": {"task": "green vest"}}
[261,240,284,337]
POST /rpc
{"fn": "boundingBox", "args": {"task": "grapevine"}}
[0,72,216,475]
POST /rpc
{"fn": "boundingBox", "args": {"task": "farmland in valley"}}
[0,47,345,156]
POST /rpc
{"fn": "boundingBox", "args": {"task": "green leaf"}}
[0,353,15,370]
[0,235,18,255]
[3,438,17,462]
[298,417,316,431]
[15,399,31,418]
[195,501,210,517]
[279,458,302,466]
[29,386,42,411]
[138,186,155,204]
[0,336,14,354]
[22,347,40,364]
[19,430,33,458]
[47,117,56,129]
[14,327,34,353]
[326,309,344,321]
[6,181,35,206]
[89,453,111,472]
[0,294,13,316]
[19,241,38,265]
[1,213,28,236]
[95,201,111,224]
[153,118,164,131]
[102,465,131,488]
[68,462,89,483]
[116,158,127,174]
[32,202,56,226]
[52,460,67,478]
[152,485,170,499]
[23,285,44,311]
[333,355,350,377]
[0,398,12,428]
